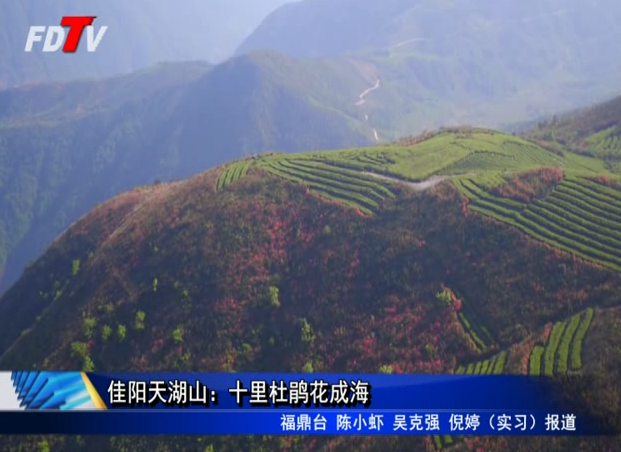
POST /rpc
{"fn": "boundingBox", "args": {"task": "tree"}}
[72,259,80,276]
[117,324,126,342]
[172,326,184,344]
[299,318,315,344]
[269,286,280,308]
[101,325,112,341]
[82,317,97,339]
[134,311,146,330]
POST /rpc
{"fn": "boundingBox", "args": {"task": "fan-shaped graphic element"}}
[10,371,96,410]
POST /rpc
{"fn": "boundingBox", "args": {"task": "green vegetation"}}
[299,318,315,344]
[457,307,495,352]
[117,325,126,342]
[435,289,452,306]
[261,157,396,215]
[440,351,508,448]
[442,287,495,351]
[0,115,621,452]
[268,286,281,308]
[529,346,544,376]
[528,309,595,377]
[557,315,581,374]
[217,160,254,190]
[305,130,562,181]
[571,308,595,371]
[101,325,112,341]
[134,311,146,331]
[82,317,97,339]
[543,322,566,376]
[525,97,621,173]
[172,326,184,344]
[0,52,375,294]
[69,341,94,372]
[456,175,621,271]
[458,353,507,377]
[71,259,80,276]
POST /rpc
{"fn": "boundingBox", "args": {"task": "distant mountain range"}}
[3,0,621,296]
[0,54,374,293]
[238,0,621,131]
[0,0,291,86]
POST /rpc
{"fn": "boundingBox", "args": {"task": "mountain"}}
[236,0,621,134]
[524,94,621,173]
[1,127,621,452]
[6,0,621,296]
[0,0,292,86]
[236,0,413,58]
[0,52,377,294]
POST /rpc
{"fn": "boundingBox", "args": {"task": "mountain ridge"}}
[0,54,376,293]
[1,124,621,451]
[237,0,621,135]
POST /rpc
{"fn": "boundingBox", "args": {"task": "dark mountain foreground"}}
[1,127,621,451]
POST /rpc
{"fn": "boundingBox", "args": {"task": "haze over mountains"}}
[239,0,621,132]
[3,0,621,294]
[0,0,292,86]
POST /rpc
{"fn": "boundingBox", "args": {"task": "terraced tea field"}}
[261,158,397,215]
[585,126,621,157]
[458,308,495,351]
[305,130,564,181]
[216,159,253,190]
[528,308,594,376]
[436,352,508,449]
[439,139,562,176]
[448,288,496,352]
[455,351,508,376]
[455,176,621,271]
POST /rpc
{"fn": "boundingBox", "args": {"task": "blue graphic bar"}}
[0,372,612,435]
[0,410,599,435]
[86,373,577,410]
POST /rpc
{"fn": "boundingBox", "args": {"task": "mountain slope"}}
[0,129,621,452]
[237,0,621,133]
[0,0,292,86]
[236,0,413,58]
[523,94,621,173]
[0,53,375,293]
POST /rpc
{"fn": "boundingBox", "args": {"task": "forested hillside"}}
[0,126,621,451]
[0,54,373,293]
[524,94,621,173]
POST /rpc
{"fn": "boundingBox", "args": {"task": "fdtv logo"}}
[25,16,108,53]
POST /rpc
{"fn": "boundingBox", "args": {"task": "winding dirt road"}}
[356,79,381,106]
[363,172,449,191]
[356,79,381,142]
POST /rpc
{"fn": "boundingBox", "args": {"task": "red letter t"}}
[60,16,97,52]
